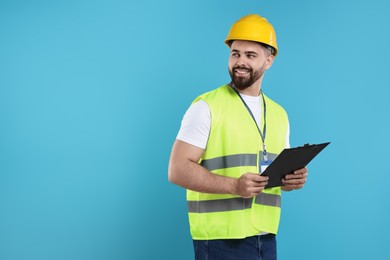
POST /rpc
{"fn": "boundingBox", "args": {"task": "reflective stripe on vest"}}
[188,193,281,213]
[201,152,278,171]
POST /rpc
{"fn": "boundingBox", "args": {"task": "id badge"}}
[260,160,273,174]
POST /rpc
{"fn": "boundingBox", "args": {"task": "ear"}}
[265,55,275,70]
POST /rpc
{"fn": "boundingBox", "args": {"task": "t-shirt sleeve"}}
[176,100,211,150]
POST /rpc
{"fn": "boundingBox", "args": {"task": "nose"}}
[235,56,246,67]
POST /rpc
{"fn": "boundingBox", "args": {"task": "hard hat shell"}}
[225,14,278,56]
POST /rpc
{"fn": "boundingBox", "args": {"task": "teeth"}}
[235,69,249,74]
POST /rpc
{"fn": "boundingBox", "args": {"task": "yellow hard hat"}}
[225,14,278,56]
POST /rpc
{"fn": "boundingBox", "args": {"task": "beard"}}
[229,64,266,90]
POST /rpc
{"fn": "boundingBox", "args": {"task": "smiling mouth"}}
[234,68,250,76]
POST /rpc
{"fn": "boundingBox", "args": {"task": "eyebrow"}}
[231,49,258,55]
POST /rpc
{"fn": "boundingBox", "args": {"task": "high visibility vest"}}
[187,85,289,240]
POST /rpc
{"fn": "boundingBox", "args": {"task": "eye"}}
[247,54,256,59]
[231,52,240,58]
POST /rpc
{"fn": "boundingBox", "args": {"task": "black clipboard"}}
[262,142,330,188]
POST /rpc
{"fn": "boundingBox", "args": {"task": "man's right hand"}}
[235,173,269,198]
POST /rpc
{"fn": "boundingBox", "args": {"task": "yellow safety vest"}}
[187,85,288,240]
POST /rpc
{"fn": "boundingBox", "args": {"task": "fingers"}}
[284,167,308,179]
[244,173,269,182]
[283,172,307,180]
[282,167,308,190]
[241,173,269,186]
[236,173,269,198]
[282,178,305,188]
[293,167,308,175]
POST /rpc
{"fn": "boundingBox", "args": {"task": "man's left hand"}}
[281,167,308,191]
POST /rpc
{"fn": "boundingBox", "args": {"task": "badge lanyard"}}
[231,86,268,161]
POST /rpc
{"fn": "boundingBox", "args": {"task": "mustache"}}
[233,65,252,71]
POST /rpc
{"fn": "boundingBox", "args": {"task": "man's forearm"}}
[169,159,237,195]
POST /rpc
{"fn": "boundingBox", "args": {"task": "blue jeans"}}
[193,234,277,260]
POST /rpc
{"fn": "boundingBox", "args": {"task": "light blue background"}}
[1,0,389,259]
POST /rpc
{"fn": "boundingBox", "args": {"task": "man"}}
[168,14,308,260]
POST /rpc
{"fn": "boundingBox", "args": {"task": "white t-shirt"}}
[177,93,290,149]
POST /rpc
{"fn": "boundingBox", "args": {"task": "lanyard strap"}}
[231,86,268,159]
